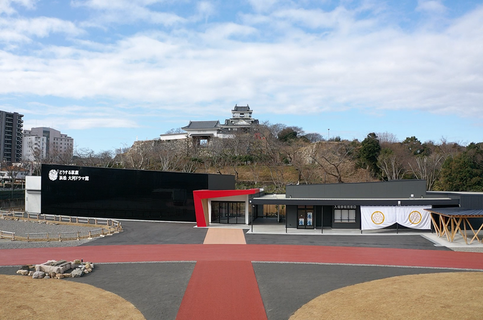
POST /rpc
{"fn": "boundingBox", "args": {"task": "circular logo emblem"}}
[408,211,422,224]
[371,211,385,225]
[48,169,58,181]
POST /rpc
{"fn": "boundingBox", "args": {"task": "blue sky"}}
[1,0,482,153]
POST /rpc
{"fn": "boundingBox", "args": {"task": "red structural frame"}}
[193,189,260,227]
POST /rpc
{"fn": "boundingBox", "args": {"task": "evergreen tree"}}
[358,133,381,177]
[435,143,483,191]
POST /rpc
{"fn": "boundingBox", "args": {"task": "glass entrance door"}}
[211,201,246,224]
[297,205,314,229]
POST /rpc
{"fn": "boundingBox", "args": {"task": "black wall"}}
[41,165,235,221]
[286,180,428,199]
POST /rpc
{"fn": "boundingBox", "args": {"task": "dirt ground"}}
[290,272,483,320]
[2,271,483,319]
[0,275,145,320]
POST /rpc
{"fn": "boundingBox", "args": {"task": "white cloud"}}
[63,118,139,130]
[0,0,36,15]
[0,17,84,45]
[24,117,138,130]
[196,1,215,23]
[0,1,482,134]
[246,0,281,13]
[72,0,163,10]
[202,22,257,41]
[416,0,447,14]
[3,16,82,38]
[22,103,139,130]
[272,7,356,30]
[73,0,186,26]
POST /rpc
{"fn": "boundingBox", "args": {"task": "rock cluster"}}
[15,259,95,279]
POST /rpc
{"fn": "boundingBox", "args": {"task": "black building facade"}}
[251,180,463,229]
[41,164,235,221]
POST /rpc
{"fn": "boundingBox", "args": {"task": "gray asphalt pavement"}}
[0,262,470,320]
[245,233,450,250]
[0,262,195,320]
[81,221,207,246]
[254,263,470,320]
[0,220,465,320]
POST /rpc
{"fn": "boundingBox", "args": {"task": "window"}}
[334,205,357,223]
[211,201,246,224]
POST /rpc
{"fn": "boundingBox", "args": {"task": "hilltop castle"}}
[159,105,259,145]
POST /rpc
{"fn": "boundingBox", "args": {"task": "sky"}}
[0,0,482,153]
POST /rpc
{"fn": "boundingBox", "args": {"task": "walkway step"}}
[203,228,246,244]
[176,260,266,320]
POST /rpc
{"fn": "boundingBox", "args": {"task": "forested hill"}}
[51,125,483,193]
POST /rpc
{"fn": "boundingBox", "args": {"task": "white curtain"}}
[361,206,431,230]
[361,206,397,230]
[396,206,432,229]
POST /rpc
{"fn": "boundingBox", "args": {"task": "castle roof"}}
[182,121,220,130]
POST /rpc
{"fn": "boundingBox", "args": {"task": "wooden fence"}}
[0,211,122,242]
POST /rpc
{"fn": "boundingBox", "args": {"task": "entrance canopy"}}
[194,189,260,227]
[426,207,483,217]
[426,208,483,244]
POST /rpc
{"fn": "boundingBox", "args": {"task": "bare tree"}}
[310,141,355,183]
[408,153,446,190]
[377,132,399,144]
[73,148,98,167]
[123,141,154,170]
[152,140,187,171]
[377,144,407,180]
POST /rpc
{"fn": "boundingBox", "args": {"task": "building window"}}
[334,205,356,223]
[211,201,245,224]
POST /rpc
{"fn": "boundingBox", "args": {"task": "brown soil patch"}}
[290,272,483,320]
[0,275,145,320]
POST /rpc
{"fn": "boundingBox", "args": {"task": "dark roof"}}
[425,207,483,217]
[251,196,458,206]
[233,105,250,111]
[286,179,430,199]
[182,121,220,130]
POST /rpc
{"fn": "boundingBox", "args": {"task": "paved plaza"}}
[1,221,483,319]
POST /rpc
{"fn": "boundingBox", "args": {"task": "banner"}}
[396,206,432,230]
[361,206,397,230]
[361,206,431,230]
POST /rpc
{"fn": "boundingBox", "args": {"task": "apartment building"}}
[23,127,74,161]
[0,111,24,163]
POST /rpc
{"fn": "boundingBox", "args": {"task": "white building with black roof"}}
[159,104,259,144]
[219,104,259,131]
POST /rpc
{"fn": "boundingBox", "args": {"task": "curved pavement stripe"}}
[1,244,483,270]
